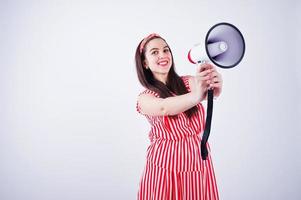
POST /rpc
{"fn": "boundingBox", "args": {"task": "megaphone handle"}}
[201,89,214,160]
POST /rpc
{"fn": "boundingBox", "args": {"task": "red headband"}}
[139,33,161,54]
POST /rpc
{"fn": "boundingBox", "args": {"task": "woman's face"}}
[143,38,172,79]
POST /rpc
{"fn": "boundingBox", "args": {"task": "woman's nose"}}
[158,51,165,58]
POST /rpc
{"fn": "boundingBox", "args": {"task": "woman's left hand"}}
[208,65,223,98]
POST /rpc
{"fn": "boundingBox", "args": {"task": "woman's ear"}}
[143,60,149,69]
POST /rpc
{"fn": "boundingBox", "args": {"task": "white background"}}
[1,0,300,199]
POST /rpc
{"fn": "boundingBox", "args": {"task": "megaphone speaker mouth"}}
[207,41,228,58]
[205,22,245,69]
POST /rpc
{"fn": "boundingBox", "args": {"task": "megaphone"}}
[188,22,245,68]
[188,22,245,160]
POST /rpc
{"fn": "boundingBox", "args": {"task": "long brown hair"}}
[135,35,198,118]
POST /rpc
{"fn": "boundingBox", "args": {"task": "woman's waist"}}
[148,128,202,142]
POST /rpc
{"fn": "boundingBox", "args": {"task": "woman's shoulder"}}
[180,75,193,90]
[180,75,194,82]
[136,89,160,116]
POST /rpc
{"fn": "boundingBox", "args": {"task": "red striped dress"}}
[136,76,219,200]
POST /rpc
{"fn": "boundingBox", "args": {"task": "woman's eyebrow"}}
[149,46,169,52]
[149,47,159,52]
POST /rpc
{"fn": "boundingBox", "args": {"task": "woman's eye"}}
[164,49,170,53]
[151,51,158,55]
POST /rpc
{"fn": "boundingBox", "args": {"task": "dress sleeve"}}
[136,89,160,114]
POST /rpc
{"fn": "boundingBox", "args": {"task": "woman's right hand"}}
[189,63,214,103]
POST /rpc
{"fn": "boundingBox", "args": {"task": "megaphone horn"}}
[188,22,245,68]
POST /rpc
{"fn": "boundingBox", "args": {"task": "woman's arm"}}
[138,64,214,116]
[137,90,199,116]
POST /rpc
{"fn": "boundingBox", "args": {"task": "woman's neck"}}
[153,73,168,84]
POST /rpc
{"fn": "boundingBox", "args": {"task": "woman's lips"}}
[157,60,169,67]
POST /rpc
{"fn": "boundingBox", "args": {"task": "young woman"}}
[135,33,222,200]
